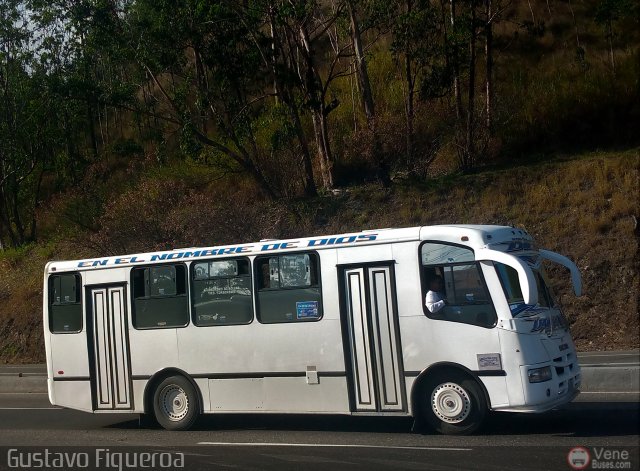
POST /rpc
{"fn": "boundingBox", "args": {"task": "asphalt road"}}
[0,392,637,471]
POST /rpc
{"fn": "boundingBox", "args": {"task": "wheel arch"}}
[143,368,204,416]
[409,362,491,418]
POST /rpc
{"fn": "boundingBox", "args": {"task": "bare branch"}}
[232,93,278,124]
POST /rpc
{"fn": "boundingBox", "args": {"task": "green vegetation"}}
[0,1,638,361]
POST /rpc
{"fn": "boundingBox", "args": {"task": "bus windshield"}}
[495,262,555,316]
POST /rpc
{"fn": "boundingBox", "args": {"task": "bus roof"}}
[46,225,533,273]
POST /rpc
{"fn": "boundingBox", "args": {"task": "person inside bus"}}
[425,275,447,313]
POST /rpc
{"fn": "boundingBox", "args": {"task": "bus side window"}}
[49,273,82,333]
[191,258,253,326]
[421,242,496,328]
[255,253,322,324]
[132,264,189,329]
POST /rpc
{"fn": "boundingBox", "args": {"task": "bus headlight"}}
[528,366,552,383]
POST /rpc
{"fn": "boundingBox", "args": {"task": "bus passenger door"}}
[86,284,133,410]
[340,264,406,412]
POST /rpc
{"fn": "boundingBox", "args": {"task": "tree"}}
[346,0,375,123]
[391,0,447,174]
[241,0,318,197]
[121,0,283,197]
[484,0,493,133]
[594,0,635,77]
[448,0,463,120]
[0,1,57,247]
[463,0,478,171]
[268,0,356,190]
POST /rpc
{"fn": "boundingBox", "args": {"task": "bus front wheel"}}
[152,375,200,431]
[420,372,486,435]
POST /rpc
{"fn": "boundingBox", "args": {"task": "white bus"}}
[43,225,582,434]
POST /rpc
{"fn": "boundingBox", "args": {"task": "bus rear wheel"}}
[420,372,486,435]
[152,375,200,431]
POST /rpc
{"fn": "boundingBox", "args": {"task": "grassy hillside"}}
[0,148,637,362]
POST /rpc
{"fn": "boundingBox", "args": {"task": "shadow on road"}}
[484,402,639,437]
[104,401,639,437]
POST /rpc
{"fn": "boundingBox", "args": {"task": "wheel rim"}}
[431,382,472,424]
[159,384,189,422]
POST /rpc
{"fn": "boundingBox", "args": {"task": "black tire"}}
[419,371,487,435]
[152,375,200,431]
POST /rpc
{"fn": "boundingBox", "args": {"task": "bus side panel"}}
[208,378,263,411]
[400,316,507,408]
[43,265,54,405]
[178,320,349,413]
[263,377,349,412]
[392,241,507,409]
[336,244,393,265]
[132,380,147,413]
[178,249,350,414]
[477,376,509,408]
[49,326,92,411]
[391,241,422,321]
[206,377,349,413]
[400,312,504,379]
[49,332,91,380]
[128,328,179,377]
[53,380,93,412]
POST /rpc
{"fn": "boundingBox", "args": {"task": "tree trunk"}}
[405,55,415,170]
[268,4,281,102]
[86,98,98,159]
[465,3,477,171]
[0,186,17,247]
[10,176,25,245]
[311,109,334,189]
[289,102,318,196]
[82,33,99,160]
[404,0,415,170]
[568,0,581,50]
[527,0,536,24]
[350,0,388,184]
[450,0,463,120]
[347,0,375,123]
[485,0,493,134]
[28,166,45,242]
[233,144,278,200]
[299,23,335,190]
[270,26,317,196]
[607,20,616,76]
[318,110,335,190]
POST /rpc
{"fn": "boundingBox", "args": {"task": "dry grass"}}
[0,149,637,362]
[322,149,639,351]
[0,244,51,362]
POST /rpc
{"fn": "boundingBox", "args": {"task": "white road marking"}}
[197,442,471,451]
[579,353,639,357]
[0,392,48,395]
[579,391,639,394]
[0,407,61,410]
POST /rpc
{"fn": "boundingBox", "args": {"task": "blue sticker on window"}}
[296,301,319,319]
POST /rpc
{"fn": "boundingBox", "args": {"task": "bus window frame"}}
[254,251,324,324]
[130,262,190,330]
[189,256,254,327]
[48,272,83,334]
[419,241,497,328]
